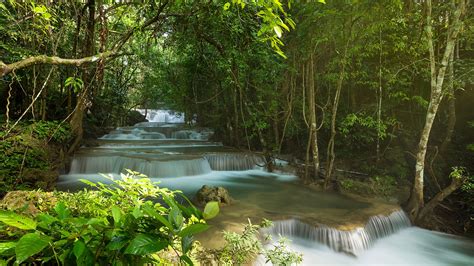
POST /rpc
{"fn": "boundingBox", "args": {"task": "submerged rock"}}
[195,185,233,206]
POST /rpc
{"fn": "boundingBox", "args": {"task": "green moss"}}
[0,121,71,196]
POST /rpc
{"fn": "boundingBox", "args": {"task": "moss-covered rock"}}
[0,190,57,216]
[195,185,233,206]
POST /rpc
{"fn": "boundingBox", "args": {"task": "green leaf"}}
[203,201,219,220]
[15,233,51,264]
[73,240,94,265]
[132,206,142,218]
[223,2,230,10]
[106,236,129,251]
[54,202,70,220]
[0,242,16,255]
[142,205,173,230]
[0,210,36,230]
[124,234,168,255]
[273,26,282,38]
[79,179,97,188]
[73,240,86,259]
[111,206,122,225]
[169,207,183,231]
[181,235,193,254]
[37,213,58,228]
[180,254,194,265]
[178,223,209,238]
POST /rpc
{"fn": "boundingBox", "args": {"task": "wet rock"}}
[195,185,233,206]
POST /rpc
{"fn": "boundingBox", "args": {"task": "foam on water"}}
[264,210,411,256]
[69,155,212,177]
[60,112,474,265]
[135,109,185,123]
[258,227,474,265]
[205,153,265,170]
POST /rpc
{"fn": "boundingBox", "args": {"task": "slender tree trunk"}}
[308,54,320,179]
[440,48,456,154]
[69,0,96,153]
[417,176,464,223]
[406,0,466,221]
[325,44,349,189]
[376,27,383,162]
[96,0,108,95]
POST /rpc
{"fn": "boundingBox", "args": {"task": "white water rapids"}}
[58,112,474,265]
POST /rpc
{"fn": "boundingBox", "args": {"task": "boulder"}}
[195,185,233,206]
[0,190,57,216]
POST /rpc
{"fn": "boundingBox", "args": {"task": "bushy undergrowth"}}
[0,171,218,265]
[204,219,303,265]
[339,175,399,198]
[0,121,71,196]
[0,171,302,265]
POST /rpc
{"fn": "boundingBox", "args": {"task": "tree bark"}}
[440,50,456,154]
[0,52,116,78]
[417,176,464,223]
[406,0,467,221]
[325,43,349,189]
[308,54,320,179]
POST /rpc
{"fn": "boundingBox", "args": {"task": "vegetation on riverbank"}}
[0,0,473,242]
[0,171,301,265]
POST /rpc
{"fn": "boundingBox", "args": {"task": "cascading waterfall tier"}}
[264,210,411,256]
[69,155,212,177]
[100,128,167,140]
[135,109,185,123]
[204,153,264,171]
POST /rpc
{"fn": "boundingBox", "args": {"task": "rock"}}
[0,190,57,216]
[195,185,233,206]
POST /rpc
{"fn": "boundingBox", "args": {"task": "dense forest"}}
[1,0,473,265]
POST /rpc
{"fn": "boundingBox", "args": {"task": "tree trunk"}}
[96,0,108,95]
[69,0,96,153]
[417,176,464,223]
[325,44,348,189]
[308,54,320,179]
[406,0,466,222]
[440,49,456,154]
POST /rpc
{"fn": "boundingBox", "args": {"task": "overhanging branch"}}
[0,51,117,77]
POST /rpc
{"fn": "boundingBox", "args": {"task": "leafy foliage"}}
[0,171,219,265]
[198,219,302,265]
[0,121,71,195]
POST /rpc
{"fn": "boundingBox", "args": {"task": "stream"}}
[57,110,474,265]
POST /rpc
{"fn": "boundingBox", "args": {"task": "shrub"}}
[0,121,71,196]
[0,170,219,265]
[198,219,303,265]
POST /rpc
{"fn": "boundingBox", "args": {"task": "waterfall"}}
[135,109,185,123]
[100,128,166,140]
[204,153,264,171]
[69,155,212,177]
[172,130,199,139]
[264,210,411,256]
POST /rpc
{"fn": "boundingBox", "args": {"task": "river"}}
[57,110,474,265]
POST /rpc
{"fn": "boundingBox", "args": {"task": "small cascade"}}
[69,156,212,177]
[204,153,264,171]
[100,128,166,140]
[136,109,185,123]
[264,210,411,256]
[172,130,197,139]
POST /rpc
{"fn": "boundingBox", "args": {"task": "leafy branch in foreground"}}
[198,219,303,265]
[0,170,219,265]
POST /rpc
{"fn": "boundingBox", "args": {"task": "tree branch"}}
[0,51,117,77]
